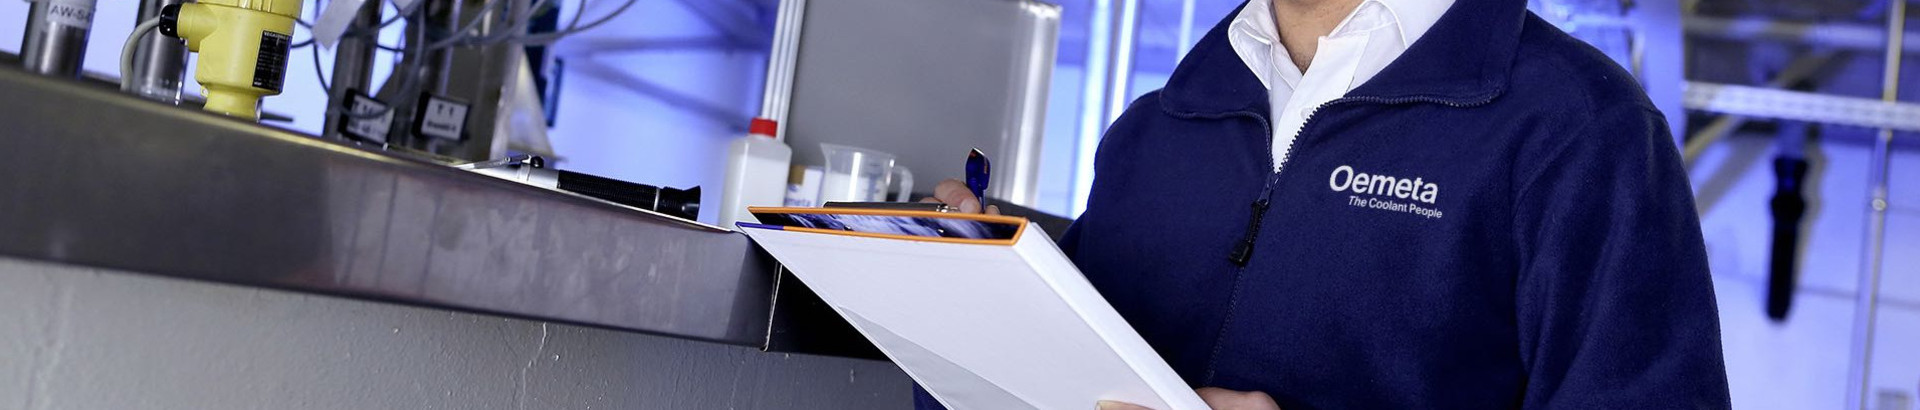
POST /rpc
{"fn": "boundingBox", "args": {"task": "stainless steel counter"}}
[0,66,842,351]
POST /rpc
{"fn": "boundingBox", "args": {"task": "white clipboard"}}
[740,209,1206,410]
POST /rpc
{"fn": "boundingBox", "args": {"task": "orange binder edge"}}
[745,206,1030,246]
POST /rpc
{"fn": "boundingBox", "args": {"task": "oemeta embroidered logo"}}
[1328,165,1444,219]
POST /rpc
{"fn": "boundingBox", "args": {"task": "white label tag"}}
[343,94,392,143]
[785,167,824,207]
[41,0,95,29]
[418,96,469,141]
[310,0,368,49]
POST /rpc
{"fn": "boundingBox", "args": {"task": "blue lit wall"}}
[540,0,772,224]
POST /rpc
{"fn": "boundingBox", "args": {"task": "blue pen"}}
[966,149,991,211]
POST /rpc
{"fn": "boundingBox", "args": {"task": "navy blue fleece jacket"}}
[916,0,1731,408]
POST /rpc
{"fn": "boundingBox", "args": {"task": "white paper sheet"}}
[741,223,1208,410]
[309,0,368,49]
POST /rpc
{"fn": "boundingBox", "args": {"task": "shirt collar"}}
[1228,0,1451,89]
[1159,0,1525,117]
[1383,0,1453,49]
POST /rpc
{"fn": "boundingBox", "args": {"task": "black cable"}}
[466,0,559,45]
[332,8,426,120]
[426,0,511,50]
[514,0,637,45]
[295,0,418,49]
[312,39,331,92]
[293,28,404,50]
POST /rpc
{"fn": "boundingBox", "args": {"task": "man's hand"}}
[919,178,1001,214]
[1095,388,1281,410]
[1195,388,1280,410]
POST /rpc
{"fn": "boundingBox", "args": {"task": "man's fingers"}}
[931,179,982,213]
[1196,387,1280,410]
[923,179,998,214]
[932,179,975,203]
[958,198,981,214]
[1195,387,1234,398]
[1096,400,1154,410]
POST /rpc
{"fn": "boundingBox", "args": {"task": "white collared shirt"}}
[1227,0,1452,171]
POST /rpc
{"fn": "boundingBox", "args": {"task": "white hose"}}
[513,0,637,45]
[121,17,164,92]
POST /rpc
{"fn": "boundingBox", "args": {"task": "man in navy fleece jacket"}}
[919,0,1732,408]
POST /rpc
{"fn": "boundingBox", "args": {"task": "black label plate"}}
[252,31,291,92]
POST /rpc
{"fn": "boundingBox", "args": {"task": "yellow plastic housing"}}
[175,0,303,119]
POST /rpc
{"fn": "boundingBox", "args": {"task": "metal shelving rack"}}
[1661,1,1908,407]
[1546,0,1909,407]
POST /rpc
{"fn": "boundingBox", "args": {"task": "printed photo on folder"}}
[747,207,1027,243]
[737,207,1209,410]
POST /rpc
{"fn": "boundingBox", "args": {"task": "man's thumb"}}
[1097,400,1154,410]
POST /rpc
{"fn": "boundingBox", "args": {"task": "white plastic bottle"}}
[719,118,793,228]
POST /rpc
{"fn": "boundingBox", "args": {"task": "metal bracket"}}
[1683,81,1920,132]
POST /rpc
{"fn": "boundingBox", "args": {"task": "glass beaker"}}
[819,143,914,203]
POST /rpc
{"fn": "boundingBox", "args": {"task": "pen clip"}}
[966,149,991,208]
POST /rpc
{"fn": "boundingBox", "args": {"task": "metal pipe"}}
[437,0,466,94]
[1684,115,1747,163]
[1073,0,1144,210]
[1002,1,1061,208]
[1684,81,1920,132]
[758,0,807,142]
[19,0,97,77]
[1682,52,1836,163]
[551,37,758,56]
[374,6,432,144]
[1175,0,1196,63]
[1070,0,1117,215]
[129,0,188,103]
[574,58,743,128]
[1845,0,1903,407]
[1687,16,1920,53]
[1629,0,1687,141]
[1104,0,1141,126]
[324,0,383,140]
[667,0,762,48]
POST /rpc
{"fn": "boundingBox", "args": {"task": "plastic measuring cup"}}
[819,143,914,203]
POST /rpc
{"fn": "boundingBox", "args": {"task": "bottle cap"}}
[749,118,779,138]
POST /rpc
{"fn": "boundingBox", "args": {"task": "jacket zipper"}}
[1204,93,1500,382]
[1223,94,1493,266]
[1228,157,1283,266]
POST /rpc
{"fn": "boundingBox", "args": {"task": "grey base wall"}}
[0,257,911,409]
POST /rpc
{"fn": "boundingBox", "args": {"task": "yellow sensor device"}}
[159,0,303,120]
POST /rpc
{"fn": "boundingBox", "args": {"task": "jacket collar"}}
[1159,0,1527,117]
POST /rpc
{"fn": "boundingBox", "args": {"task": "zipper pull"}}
[1228,197,1271,266]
